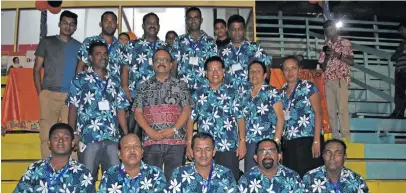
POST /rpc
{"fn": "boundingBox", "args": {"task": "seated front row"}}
[14,123,369,193]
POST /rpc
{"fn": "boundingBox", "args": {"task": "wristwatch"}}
[173,127,179,136]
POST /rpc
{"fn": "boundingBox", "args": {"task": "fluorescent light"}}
[336,21,343,28]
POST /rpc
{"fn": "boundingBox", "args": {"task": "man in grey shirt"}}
[33,10,81,158]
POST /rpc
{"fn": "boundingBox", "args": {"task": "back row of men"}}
[27,6,368,193]
[14,123,369,192]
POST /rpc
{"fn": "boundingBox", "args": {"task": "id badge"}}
[98,100,110,111]
[284,110,291,120]
[148,58,153,65]
[79,142,87,153]
[190,57,199,66]
[232,63,243,72]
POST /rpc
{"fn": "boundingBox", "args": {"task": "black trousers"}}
[214,151,240,181]
[393,68,406,117]
[282,135,324,178]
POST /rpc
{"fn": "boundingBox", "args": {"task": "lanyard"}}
[231,43,243,63]
[329,179,341,193]
[151,41,158,53]
[286,80,301,111]
[106,43,113,54]
[92,74,109,98]
[202,164,214,192]
[120,168,139,192]
[189,37,202,57]
[46,163,69,192]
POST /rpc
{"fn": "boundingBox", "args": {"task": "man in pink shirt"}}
[318,20,354,140]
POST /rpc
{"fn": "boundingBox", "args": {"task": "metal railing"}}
[256,11,402,115]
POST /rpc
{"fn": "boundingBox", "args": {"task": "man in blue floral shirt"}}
[76,11,122,82]
[219,14,271,94]
[167,132,237,193]
[99,134,166,193]
[14,123,95,193]
[238,139,304,193]
[187,56,246,180]
[241,61,285,172]
[120,13,170,135]
[303,139,370,193]
[170,7,217,92]
[68,42,130,183]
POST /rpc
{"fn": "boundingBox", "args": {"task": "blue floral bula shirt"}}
[191,84,244,152]
[170,30,217,90]
[280,79,320,140]
[77,35,122,81]
[238,165,305,193]
[242,83,282,144]
[165,162,237,193]
[303,166,370,193]
[67,71,130,145]
[98,161,166,193]
[218,41,271,94]
[14,156,95,193]
[119,37,170,98]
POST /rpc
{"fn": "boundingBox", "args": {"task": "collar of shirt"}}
[91,71,110,82]
[191,161,216,180]
[98,33,119,47]
[150,76,174,83]
[254,164,285,179]
[327,36,343,46]
[140,34,161,41]
[119,161,146,181]
[207,83,227,94]
[186,30,208,42]
[45,155,74,171]
[321,165,345,182]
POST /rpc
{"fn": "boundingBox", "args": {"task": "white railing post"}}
[278,11,284,57]
[306,18,310,59]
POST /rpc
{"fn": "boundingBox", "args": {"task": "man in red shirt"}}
[318,20,354,141]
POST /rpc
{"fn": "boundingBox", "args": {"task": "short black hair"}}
[165,31,178,39]
[12,57,19,63]
[204,56,225,70]
[281,55,300,70]
[398,20,406,29]
[119,32,130,40]
[152,48,173,62]
[48,123,74,140]
[324,139,347,154]
[191,132,215,149]
[89,41,108,55]
[249,60,267,75]
[214,18,226,27]
[101,11,117,22]
[143,12,159,24]
[227,14,245,29]
[323,20,336,29]
[255,138,281,154]
[60,10,78,24]
[186,7,202,18]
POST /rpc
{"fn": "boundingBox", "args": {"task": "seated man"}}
[98,134,167,193]
[303,139,370,193]
[14,123,95,193]
[238,139,303,192]
[167,132,237,193]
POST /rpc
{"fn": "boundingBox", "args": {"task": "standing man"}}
[76,11,122,80]
[219,14,271,95]
[134,49,192,180]
[303,139,370,192]
[165,30,178,47]
[68,42,130,183]
[14,123,95,193]
[318,20,354,140]
[120,13,169,135]
[238,139,303,192]
[214,18,230,51]
[187,56,246,180]
[33,10,81,159]
[171,7,217,92]
[98,134,167,193]
[389,21,406,119]
[167,132,237,192]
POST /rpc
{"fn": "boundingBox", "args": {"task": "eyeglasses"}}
[258,149,278,155]
[153,58,171,63]
[206,68,223,72]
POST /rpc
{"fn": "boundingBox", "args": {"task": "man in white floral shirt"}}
[303,139,369,193]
